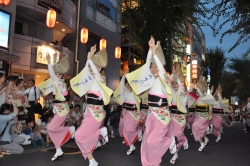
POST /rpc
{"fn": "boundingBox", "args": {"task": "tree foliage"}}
[219,71,237,99]
[209,0,250,57]
[201,47,227,93]
[121,0,211,72]
[227,56,250,101]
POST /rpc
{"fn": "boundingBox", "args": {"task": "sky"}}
[200,1,250,59]
[201,24,250,58]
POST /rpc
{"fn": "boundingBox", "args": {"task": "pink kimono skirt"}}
[123,110,139,146]
[141,109,172,166]
[74,105,105,159]
[138,109,148,132]
[47,105,70,149]
[192,112,210,141]
[212,113,223,136]
[188,111,195,129]
[169,114,187,152]
[119,108,127,137]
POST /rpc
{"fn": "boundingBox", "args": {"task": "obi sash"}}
[195,104,209,112]
[141,103,149,110]
[87,93,104,105]
[188,107,195,112]
[148,94,168,107]
[170,105,185,114]
[213,108,223,114]
[122,103,137,110]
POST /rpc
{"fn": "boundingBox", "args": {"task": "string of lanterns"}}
[46,9,121,59]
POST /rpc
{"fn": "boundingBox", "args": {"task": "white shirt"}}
[25,86,41,101]
[72,110,81,119]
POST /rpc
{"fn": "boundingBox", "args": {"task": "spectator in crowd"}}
[14,78,29,123]
[41,92,54,121]
[26,79,41,120]
[0,73,7,106]
[23,119,47,148]
[37,115,52,145]
[0,102,25,155]
[234,106,240,123]
[72,92,84,112]
[5,78,17,105]
[242,97,250,133]
[71,104,83,128]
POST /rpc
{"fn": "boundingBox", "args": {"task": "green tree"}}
[228,56,250,101]
[209,0,250,57]
[121,0,211,72]
[201,47,227,93]
[219,71,236,99]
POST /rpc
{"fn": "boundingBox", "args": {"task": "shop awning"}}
[0,51,20,63]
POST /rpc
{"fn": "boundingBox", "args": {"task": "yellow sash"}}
[113,76,126,105]
[95,78,113,105]
[125,62,155,95]
[176,88,187,114]
[159,74,172,106]
[140,90,149,105]
[37,78,53,95]
[70,65,93,97]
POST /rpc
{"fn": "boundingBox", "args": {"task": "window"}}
[15,21,23,35]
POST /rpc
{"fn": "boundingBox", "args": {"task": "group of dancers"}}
[39,36,231,166]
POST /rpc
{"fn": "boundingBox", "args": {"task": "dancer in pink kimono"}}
[168,65,188,164]
[114,72,141,155]
[126,36,176,166]
[43,55,75,161]
[72,45,110,166]
[187,83,196,133]
[210,85,225,142]
[192,77,215,151]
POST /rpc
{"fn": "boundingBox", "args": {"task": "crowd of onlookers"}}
[0,73,89,157]
[231,98,250,133]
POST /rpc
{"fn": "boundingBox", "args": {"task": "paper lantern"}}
[115,47,121,59]
[46,9,56,28]
[99,39,106,50]
[0,0,10,6]
[80,28,88,44]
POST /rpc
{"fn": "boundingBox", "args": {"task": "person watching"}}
[0,101,25,155]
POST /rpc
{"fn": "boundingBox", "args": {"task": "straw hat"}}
[52,56,70,74]
[197,76,207,92]
[151,41,166,65]
[214,84,222,96]
[175,63,184,82]
[91,49,108,68]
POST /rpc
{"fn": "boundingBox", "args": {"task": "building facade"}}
[0,0,121,89]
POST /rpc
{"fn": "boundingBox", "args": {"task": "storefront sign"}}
[0,10,10,50]
[36,45,60,65]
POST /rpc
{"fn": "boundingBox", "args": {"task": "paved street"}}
[1,123,250,166]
